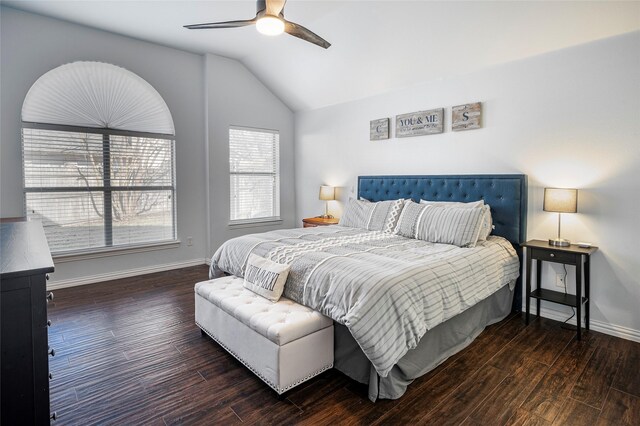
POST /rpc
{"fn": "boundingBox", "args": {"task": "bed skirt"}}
[334,283,514,401]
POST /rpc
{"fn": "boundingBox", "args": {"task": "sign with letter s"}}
[452,102,481,131]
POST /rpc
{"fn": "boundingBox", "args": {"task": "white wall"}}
[295,31,640,339]
[0,7,294,285]
[204,53,296,253]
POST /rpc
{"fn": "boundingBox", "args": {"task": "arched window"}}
[21,61,176,254]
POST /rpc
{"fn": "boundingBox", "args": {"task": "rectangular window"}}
[229,127,280,224]
[22,125,176,254]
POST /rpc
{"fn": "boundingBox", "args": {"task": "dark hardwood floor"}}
[47,265,640,425]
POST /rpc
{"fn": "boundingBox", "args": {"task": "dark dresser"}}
[1,221,55,424]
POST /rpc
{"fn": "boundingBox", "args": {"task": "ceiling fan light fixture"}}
[184,0,330,48]
[256,15,285,36]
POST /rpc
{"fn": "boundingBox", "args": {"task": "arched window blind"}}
[21,62,177,254]
[22,61,174,134]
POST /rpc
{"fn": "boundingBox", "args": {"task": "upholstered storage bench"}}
[194,276,334,394]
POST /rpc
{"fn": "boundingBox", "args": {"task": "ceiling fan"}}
[184,0,331,49]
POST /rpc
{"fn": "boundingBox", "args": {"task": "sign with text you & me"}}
[396,108,444,137]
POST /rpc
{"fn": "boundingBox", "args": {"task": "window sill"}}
[52,240,181,263]
[228,218,283,230]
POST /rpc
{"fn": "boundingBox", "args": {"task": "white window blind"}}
[23,125,176,254]
[229,127,280,223]
[21,61,177,255]
[22,61,175,134]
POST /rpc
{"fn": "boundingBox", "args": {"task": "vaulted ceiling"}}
[3,1,639,111]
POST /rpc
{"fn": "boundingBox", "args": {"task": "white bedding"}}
[210,225,520,377]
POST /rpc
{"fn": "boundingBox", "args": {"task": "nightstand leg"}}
[585,255,590,331]
[576,261,582,341]
[536,259,542,318]
[526,249,532,325]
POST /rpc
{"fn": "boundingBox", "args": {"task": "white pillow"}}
[420,199,493,240]
[420,199,484,208]
[243,254,291,302]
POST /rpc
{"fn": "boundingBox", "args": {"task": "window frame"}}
[22,121,178,256]
[228,125,281,226]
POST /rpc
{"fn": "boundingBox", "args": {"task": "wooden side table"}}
[302,217,339,228]
[521,240,598,340]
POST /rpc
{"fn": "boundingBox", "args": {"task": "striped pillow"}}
[339,199,376,229]
[395,200,485,247]
[416,206,485,247]
[340,198,405,233]
[419,200,493,240]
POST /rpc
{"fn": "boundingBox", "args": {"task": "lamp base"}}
[318,214,334,219]
[549,238,571,247]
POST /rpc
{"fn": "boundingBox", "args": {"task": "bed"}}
[210,174,528,400]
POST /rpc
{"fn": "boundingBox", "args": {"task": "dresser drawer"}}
[530,248,577,264]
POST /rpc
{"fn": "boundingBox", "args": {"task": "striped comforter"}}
[209,225,520,377]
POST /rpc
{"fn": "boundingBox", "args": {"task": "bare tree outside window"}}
[23,127,176,253]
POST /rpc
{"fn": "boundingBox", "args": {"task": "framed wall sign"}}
[396,108,444,137]
[370,118,390,140]
[452,102,482,131]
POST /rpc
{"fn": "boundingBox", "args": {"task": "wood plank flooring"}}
[47,265,640,425]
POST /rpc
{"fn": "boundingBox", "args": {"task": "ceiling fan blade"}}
[265,0,287,16]
[284,21,331,49]
[184,19,256,30]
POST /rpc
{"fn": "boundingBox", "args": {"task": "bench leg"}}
[200,328,207,337]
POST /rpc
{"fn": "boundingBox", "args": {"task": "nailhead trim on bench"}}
[196,321,333,394]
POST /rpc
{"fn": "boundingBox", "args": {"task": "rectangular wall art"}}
[395,108,444,137]
[370,118,390,140]
[452,102,482,131]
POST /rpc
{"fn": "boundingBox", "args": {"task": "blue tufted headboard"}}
[358,174,527,311]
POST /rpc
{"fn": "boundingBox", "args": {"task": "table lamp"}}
[319,185,335,219]
[544,187,578,247]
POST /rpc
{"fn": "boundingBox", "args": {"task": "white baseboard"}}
[523,302,640,343]
[47,258,207,290]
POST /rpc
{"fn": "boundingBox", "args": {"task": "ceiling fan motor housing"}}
[257,0,285,18]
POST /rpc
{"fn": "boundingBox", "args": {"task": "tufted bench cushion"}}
[195,275,334,394]
[195,276,332,345]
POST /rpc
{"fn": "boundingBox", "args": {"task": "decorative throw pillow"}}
[415,205,486,247]
[420,199,493,240]
[394,200,428,238]
[381,199,406,233]
[243,254,291,302]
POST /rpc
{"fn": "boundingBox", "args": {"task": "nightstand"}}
[521,240,598,340]
[302,217,339,228]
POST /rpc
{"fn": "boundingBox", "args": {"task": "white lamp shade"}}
[319,185,335,201]
[544,188,578,213]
